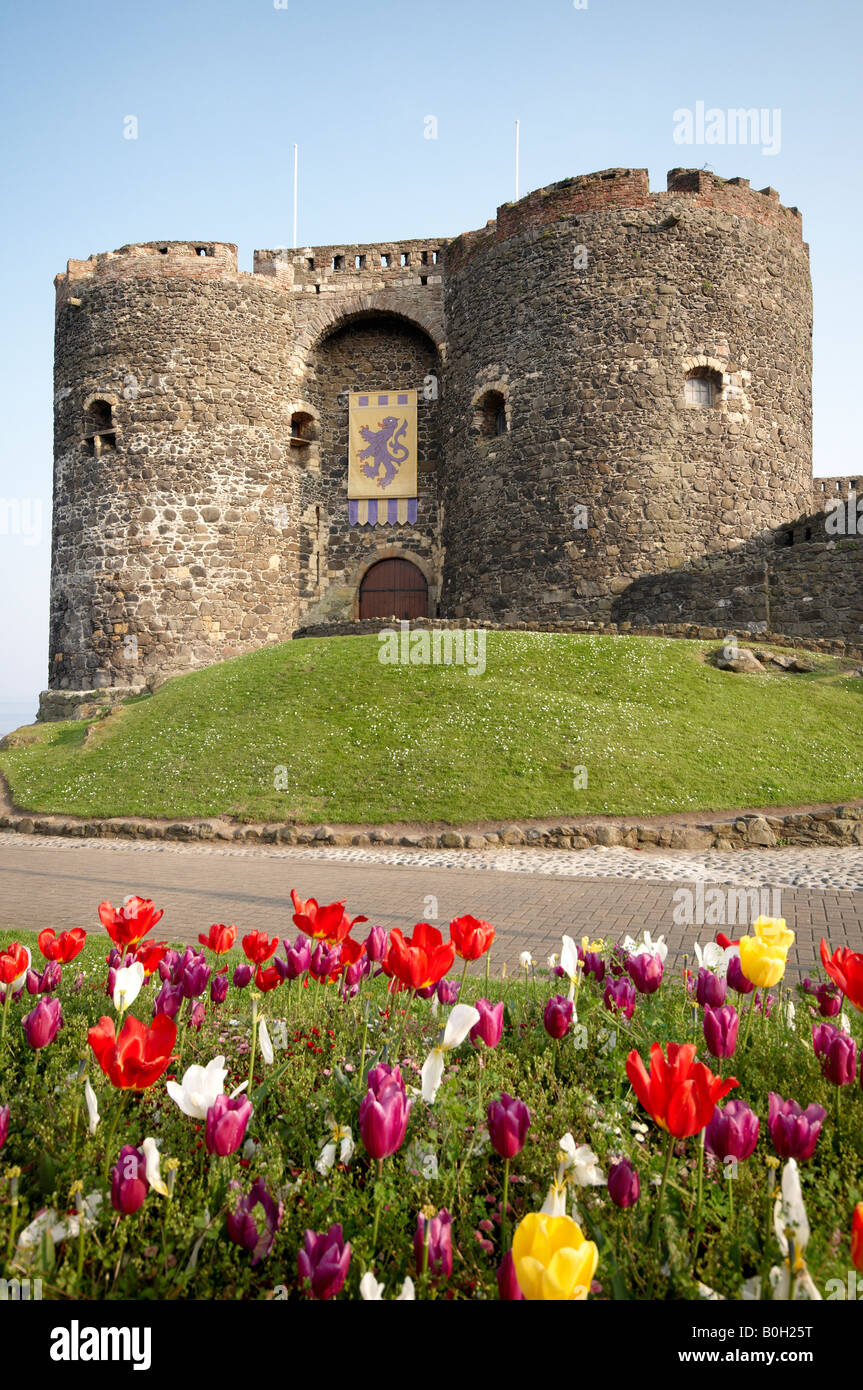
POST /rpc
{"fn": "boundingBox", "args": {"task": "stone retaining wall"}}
[1,804,861,852]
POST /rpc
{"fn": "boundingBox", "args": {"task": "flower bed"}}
[0,898,861,1301]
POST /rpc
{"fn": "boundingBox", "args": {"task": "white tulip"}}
[316,1117,355,1175]
[421,1003,480,1103]
[623,931,668,964]
[540,1180,568,1217]
[360,1272,416,1300]
[770,1158,822,1301]
[113,961,145,1012]
[84,1078,99,1135]
[560,936,582,1001]
[166,1056,228,1120]
[258,1017,274,1065]
[519,951,534,969]
[3,945,31,998]
[142,1137,169,1197]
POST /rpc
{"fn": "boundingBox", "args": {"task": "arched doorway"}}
[359,558,428,620]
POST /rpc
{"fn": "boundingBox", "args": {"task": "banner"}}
[348,390,417,502]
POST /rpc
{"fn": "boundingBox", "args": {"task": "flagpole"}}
[292,143,299,249]
[515,120,520,200]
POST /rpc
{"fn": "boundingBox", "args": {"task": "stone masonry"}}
[44,168,861,711]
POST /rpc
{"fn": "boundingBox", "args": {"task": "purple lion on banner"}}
[358,416,410,489]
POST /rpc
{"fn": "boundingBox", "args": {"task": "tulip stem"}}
[101,1091,128,1184]
[501,1156,511,1252]
[834,1084,841,1153]
[358,1003,370,1085]
[741,992,757,1050]
[459,958,469,1004]
[0,981,11,1045]
[649,1132,675,1277]
[692,1130,705,1265]
[394,990,415,1060]
[248,999,259,1093]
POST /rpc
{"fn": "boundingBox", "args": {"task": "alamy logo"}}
[826,1271,863,1300]
[50,1320,152,1371]
[673,101,781,156]
[0,1277,42,1300]
[672,882,782,927]
[825,491,863,535]
[378,621,486,677]
[0,498,42,546]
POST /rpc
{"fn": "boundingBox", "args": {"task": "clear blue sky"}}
[1,0,860,708]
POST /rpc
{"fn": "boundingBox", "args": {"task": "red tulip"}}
[820,940,863,1013]
[134,940,170,977]
[625,1042,738,1139]
[37,928,86,964]
[0,942,29,985]
[290,890,368,944]
[241,931,279,965]
[255,963,283,992]
[852,1203,863,1273]
[198,923,237,955]
[449,914,495,962]
[384,923,455,991]
[98,896,163,949]
[88,1012,177,1091]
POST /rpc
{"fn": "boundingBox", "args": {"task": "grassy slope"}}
[1,632,860,823]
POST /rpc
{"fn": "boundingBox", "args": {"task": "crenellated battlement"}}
[54,241,239,307]
[254,239,445,294]
[813,476,861,503]
[445,167,805,270]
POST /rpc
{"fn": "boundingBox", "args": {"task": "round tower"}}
[50,241,301,691]
[439,168,813,622]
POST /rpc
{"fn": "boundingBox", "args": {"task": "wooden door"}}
[359,558,428,620]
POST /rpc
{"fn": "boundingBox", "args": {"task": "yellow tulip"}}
[738,935,788,988]
[752,916,795,953]
[512,1213,598,1301]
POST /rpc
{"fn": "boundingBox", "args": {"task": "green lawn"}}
[1,632,860,823]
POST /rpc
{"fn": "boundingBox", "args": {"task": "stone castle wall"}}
[47,169,849,700]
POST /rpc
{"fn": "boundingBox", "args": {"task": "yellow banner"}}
[348,390,417,500]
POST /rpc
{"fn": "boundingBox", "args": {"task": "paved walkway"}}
[0,833,860,977]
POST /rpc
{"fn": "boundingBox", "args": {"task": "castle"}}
[44,167,861,715]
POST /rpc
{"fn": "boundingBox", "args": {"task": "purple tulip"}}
[226,1177,283,1265]
[703,1004,739,1059]
[343,956,369,994]
[71,972,85,995]
[366,1062,405,1097]
[359,1074,411,1160]
[726,953,755,996]
[604,976,636,1021]
[543,994,573,1039]
[189,1001,206,1030]
[607,1156,641,1208]
[470,998,504,1048]
[211,974,229,1005]
[416,981,437,1000]
[705,1099,760,1163]
[437,978,461,1006]
[153,979,184,1020]
[0,1106,8,1151]
[487,1093,530,1159]
[297,1223,351,1299]
[812,1023,857,1086]
[21,996,63,1050]
[364,925,388,963]
[581,950,606,986]
[310,943,341,981]
[26,962,62,995]
[233,964,253,990]
[179,951,211,1000]
[158,949,181,983]
[768,1093,826,1163]
[815,983,842,1017]
[754,992,775,1017]
[627,952,663,995]
[695,967,727,1009]
[414,1207,452,1281]
[110,1145,149,1215]
[282,934,312,980]
[205,1094,253,1157]
[497,1249,525,1300]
